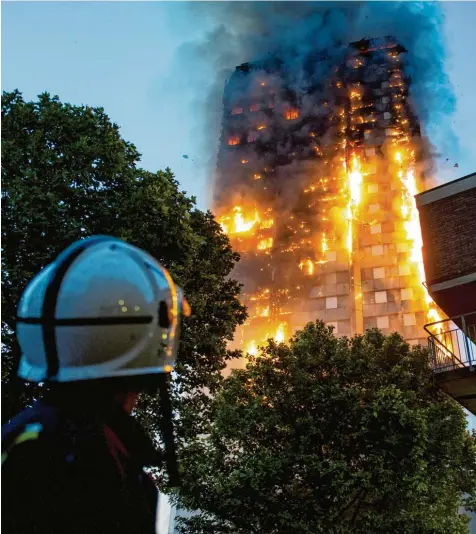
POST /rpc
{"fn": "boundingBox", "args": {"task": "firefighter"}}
[1,236,190,534]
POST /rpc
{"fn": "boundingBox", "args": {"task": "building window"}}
[284,109,300,120]
[326,250,337,262]
[401,288,413,300]
[368,163,377,175]
[397,243,408,253]
[247,131,259,143]
[326,321,338,332]
[228,136,240,146]
[249,103,260,112]
[375,291,387,304]
[367,183,378,194]
[377,316,389,329]
[231,107,243,115]
[382,96,390,104]
[372,245,383,256]
[370,223,382,235]
[403,313,416,326]
[326,297,337,309]
[365,147,376,157]
[399,264,410,276]
[383,111,392,120]
[373,267,385,279]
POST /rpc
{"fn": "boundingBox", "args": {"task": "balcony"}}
[425,312,476,415]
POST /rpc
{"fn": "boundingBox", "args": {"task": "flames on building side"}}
[213,36,444,359]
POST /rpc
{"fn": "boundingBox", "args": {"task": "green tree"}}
[175,323,476,534]
[1,90,246,448]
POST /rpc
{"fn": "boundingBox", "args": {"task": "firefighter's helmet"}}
[16,236,190,383]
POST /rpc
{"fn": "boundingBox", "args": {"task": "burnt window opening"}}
[249,103,261,112]
[284,109,300,120]
[228,136,241,146]
[247,131,259,143]
[231,107,243,115]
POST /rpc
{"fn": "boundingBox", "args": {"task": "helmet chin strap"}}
[157,373,180,487]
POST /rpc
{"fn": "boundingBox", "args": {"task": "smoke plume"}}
[171,1,456,202]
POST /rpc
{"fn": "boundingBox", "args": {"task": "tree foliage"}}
[175,323,476,534]
[1,90,246,445]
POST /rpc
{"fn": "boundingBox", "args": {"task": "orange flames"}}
[246,340,258,356]
[228,136,240,146]
[284,109,300,120]
[396,150,442,323]
[274,323,286,343]
[257,238,273,250]
[299,258,314,275]
[219,206,260,235]
[221,54,446,362]
[346,155,364,255]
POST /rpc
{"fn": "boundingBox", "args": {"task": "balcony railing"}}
[424,312,476,373]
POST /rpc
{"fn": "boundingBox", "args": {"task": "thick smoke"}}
[171,1,456,203]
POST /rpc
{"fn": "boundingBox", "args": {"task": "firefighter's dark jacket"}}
[2,396,161,534]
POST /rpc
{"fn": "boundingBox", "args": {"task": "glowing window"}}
[403,313,416,326]
[377,316,389,329]
[326,297,337,309]
[284,109,300,120]
[373,267,385,279]
[399,264,410,276]
[401,288,413,301]
[368,183,378,194]
[397,243,408,253]
[369,203,380,214]
[375,291,387,304]
[372,245,383,256]
[231,107,243,115]
[370,224,382,235]
[228,136,240,146]
[326,251,337,262]
[249,103,260,112]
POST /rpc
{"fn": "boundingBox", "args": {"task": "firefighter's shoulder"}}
[1,405,55,465]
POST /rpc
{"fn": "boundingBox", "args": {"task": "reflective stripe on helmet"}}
[41,236,121,379]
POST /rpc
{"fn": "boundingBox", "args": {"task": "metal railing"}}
[424,312,476,373]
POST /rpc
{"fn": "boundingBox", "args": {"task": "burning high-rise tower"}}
[214,36,443,357]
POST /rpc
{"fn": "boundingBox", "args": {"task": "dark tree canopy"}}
[175,323,476,534]
[1,90,246,451]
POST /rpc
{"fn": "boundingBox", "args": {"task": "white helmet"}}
[16,236,191,383]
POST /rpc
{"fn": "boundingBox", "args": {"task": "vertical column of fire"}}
[344,82,365,335]
[388,57,444,342]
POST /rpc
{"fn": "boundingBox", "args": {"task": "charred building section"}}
[214,36,442,357]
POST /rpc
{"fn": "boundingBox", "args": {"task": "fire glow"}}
[284,109,300,120]
[216,36,447,361]
[219,206,260,235]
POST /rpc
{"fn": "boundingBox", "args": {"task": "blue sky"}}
[2,1,476,211]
